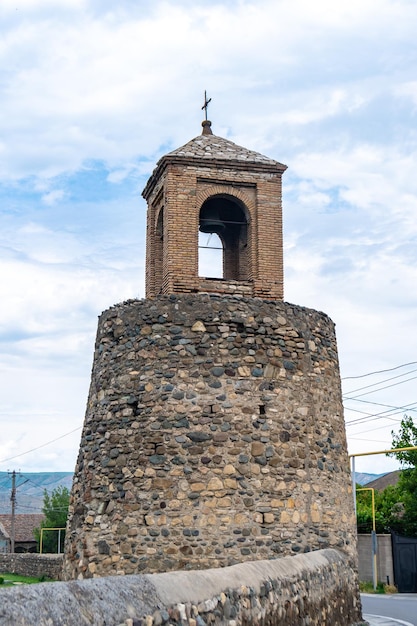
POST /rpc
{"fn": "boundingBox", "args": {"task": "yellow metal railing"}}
[39,527,66,554]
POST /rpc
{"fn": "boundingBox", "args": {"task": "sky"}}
[0,0,416,478]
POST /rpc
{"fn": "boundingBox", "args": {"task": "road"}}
[362,593,417,626]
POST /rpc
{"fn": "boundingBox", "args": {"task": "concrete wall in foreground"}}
[0,549,364,626]
[357,534,395,585]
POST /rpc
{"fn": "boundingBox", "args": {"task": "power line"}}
[342,361,417,380]
[348,420,405,437]
[345,405,403,423]
[343,367,417,396]
[346,398,417,413]
[15,503,68,513]
[343,373,417,400]
[347,414,402,428]
[0,427,81,465]
[345,400,417,426]
[348,437,393,444]
[348,420,403,438]
[345,409,405,423]
[19,473,72,493]
[346,405,387,417]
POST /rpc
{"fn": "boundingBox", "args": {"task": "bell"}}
[199,206,225,234]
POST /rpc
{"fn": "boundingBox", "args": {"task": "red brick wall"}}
[144,158,284,300]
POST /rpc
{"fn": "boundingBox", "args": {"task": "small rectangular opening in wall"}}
[259,405,266,415]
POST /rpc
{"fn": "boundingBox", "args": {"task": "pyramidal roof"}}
[166,122,285,168]
[142,120,286,199]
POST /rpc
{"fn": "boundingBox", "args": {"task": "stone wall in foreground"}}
[63,294,356,579]
[0,549,364,626]
[0,553,63,579]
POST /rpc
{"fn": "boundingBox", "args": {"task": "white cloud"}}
[395,80,417,107]
[0,0,416,473]
[42,189,65,205]
[1,0,86,9]
[0,0,415,180]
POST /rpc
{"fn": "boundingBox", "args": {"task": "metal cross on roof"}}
[201,90,212,121]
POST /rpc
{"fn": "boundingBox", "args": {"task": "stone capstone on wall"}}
[63,294,356,579]
[0,549,364,626]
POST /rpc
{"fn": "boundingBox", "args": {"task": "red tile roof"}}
[0,514,44,543]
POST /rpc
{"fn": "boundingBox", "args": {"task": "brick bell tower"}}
[142,119,287,300]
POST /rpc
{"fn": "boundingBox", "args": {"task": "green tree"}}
[375,484,404,533]
[35,486,70,553]
[387,415,417,536]
[391,415,417,466]
[356,485,400,534]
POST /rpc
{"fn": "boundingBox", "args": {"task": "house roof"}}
[0,514,44,543]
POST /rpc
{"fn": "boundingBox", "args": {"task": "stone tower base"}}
[63,294,356,579]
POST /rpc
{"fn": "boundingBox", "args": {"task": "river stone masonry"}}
[62,293,356,579]
[0,549,364,625]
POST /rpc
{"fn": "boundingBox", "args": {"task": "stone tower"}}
[62,121,356,580]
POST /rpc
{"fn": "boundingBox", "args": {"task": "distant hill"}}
[353,472,389,486]
[0,472,73,514]
[365,470,401,491]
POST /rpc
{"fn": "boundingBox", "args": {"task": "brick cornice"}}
[142,155,287,200]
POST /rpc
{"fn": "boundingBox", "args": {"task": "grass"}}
[359,580,398,594]
[0,573,53,586]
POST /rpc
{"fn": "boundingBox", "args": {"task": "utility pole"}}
[9,470,16,553]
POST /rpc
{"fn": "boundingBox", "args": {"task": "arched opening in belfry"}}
[198,195,249,281]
